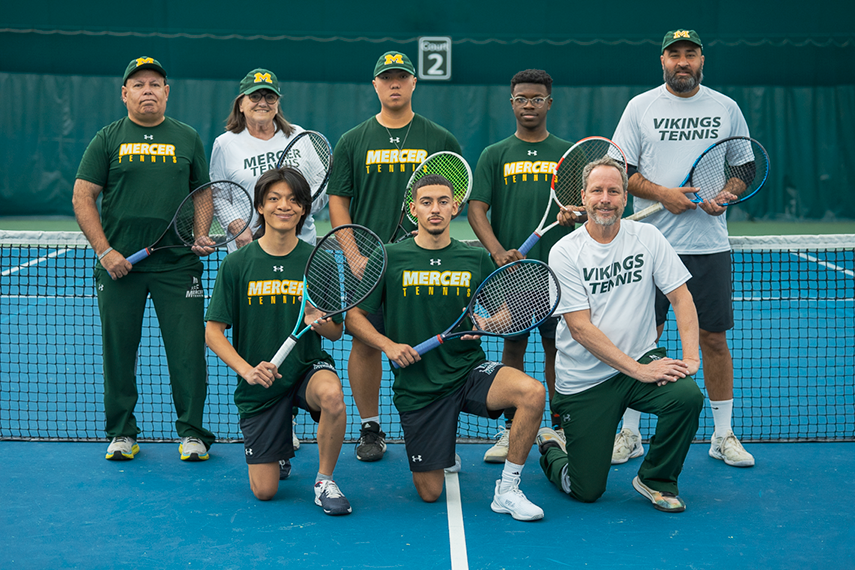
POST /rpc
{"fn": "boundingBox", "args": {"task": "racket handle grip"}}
[518,232,541,256]
[125,248,150,266]
[390,335,443,369]
[271,336,298,368]
[626,202,664,221]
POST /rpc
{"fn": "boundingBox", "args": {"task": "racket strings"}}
[280,132,333,200]
[554,139,626,207]
[691,139,768,202]
[471,262,557,335]
[174,181,251,246]
[305,227,386,313]
[405,154,471,224]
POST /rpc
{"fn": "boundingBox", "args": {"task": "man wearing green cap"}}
[610,30,756,468]
[327,51,461,462]
[72,56,216,462]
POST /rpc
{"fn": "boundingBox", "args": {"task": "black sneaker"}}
[314,480,352,516]
[355,421,386,462]
[279,458,292,480]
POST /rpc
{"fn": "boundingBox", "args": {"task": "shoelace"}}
[184,437,204,446]
[320,481,343,498]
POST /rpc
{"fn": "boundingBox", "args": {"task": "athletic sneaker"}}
[632,476,686,513]
[444,454,462,473]
[179,437,209,461]
[536,427,566,455]
[292,416,300,451]
[313,480,352,516]
[279,458,292,480]
[709,430,755,467]
[611,428,644,465]
[490,478,544,521]
[483,427,510,463]
[105,436,139,461]
[355,421,386,462]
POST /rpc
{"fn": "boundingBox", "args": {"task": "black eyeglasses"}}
[510,96,549,108]
[247,92,279,104]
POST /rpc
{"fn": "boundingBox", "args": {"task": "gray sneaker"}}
[355,421,386,462]
[314,480,352,516]
[105,436,139,461]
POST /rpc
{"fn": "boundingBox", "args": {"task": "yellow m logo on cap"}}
[673,30,691,39]
[254,72,273,84]
[384,54,404,65]
[135,57,155,67]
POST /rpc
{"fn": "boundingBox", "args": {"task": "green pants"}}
[541,348,703,501]
[95,264,215,448]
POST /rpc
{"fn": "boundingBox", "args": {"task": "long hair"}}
[224,94,295,136]
[253,167,312,239]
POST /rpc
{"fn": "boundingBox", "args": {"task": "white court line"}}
[445,472,469,570]
[794,252,855,278]
[1,248,70,277]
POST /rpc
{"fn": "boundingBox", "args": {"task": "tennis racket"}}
[392,151,472,243]
[126,180,252,266]
[518,136,626,255]
[627,137,770,221]
[271,224,387,367]
[275,130,333,201]
[391,259,560,368]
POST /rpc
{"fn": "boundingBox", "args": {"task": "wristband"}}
[97,247,114,261]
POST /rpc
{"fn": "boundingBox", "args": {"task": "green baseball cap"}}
[239,69,281,97]
[662,29,703,52]
[373,51,415,77]
[122,57,167,83]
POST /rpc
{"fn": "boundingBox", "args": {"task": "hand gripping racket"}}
[518,136,627,255]
[392,151,472,243]
[270,224,387,367]
[275,130,334,201]
[392,259,560,368]
[126,180,252,266]
[627,136,770,221]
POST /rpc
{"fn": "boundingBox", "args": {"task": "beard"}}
[588,205,623,227]
[664,65,704,94]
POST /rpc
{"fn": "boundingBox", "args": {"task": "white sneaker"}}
[179,437,209,461]
[611,428,643,465]
[710,430,755,467]
[491,478,544,521]
[536,427,566,454]
[105,436,139,461]
[292,416,300,451]
[484,427,510,463]
[444,454,462,473]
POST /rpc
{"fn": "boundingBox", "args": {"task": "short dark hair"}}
[253,167,312,238]
[510,69,553,95]
[412,174,453,200]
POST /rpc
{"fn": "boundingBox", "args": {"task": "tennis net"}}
[1,230,853,443]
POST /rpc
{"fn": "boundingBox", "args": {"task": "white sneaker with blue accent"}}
[179,437,209,462]
[490,478,543,521]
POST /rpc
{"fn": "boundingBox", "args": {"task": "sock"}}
[315,472,332,485]
[710,399,734,438]
[621,409,642,435]
[360,416,380,427]
[499,460,524,493]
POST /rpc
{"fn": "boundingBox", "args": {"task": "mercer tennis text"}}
[118,142,177,162]
[364,149,428,172]
[243,150,286,176]
[401,270,472,298]
[246,279,303,305]
[583,254,645,294]
[653,116,722,141]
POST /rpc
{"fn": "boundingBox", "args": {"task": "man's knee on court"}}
[413,472,444,503]
[570,480,607,503]
[251,479,279,501]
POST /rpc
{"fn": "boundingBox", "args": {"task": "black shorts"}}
[504,315,559,342]
[239,361,335,465]
[399,361,505,472]
[655,251,734,332]
[345,305,385,337]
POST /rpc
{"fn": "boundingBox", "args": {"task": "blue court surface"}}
[1,440,852,569]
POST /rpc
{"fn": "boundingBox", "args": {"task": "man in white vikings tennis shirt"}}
[537,156,703,513]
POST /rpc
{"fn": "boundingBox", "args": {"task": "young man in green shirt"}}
[72,56,216,461]
[327,51,461,462]
[205,167,351,515]
[346,175,546,521]
[468,69,574,462]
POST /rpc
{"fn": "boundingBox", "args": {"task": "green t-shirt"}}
[469,134,573,263]
[76,116,210,271]
[327,114,461,243]
[205,240,339,419]
[359,238,496,412]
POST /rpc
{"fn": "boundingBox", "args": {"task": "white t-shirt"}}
[209,125,329,250]
[549,220,691,394]
[612,85,750,254]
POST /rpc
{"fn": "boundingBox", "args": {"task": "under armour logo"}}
[144,135,154,140]
[411,455,422,462]
[430,259,441,265]
[245,448,253,456]
[98,284,104,291]
[273,266,284,272]
[563,413,571,422]
[527,150,537,156]
[389,137,400,144]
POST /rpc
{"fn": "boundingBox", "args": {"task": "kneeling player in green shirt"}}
[346,174,547,521]
[205,168,352,516]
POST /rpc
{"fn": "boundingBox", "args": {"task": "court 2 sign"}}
[418,37,451,81]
